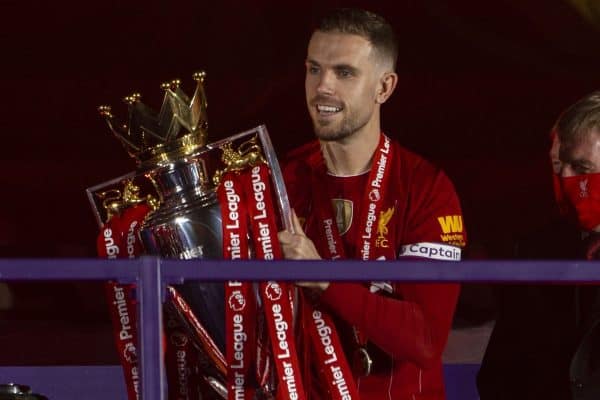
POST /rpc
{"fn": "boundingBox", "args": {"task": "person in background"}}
[478,91,600,400]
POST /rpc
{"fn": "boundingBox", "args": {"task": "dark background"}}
[1,0,600,364]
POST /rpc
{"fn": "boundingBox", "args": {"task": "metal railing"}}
[1,258,599,399]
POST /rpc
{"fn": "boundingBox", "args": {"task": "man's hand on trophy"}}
[278,210,322,260]
[278,210,330,293]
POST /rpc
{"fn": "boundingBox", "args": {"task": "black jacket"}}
[477,219,600,400]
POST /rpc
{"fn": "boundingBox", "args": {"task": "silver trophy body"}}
[139,156,227,355]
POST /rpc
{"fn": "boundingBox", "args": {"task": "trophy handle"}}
[257,125,294,233]
[207,125,294,233]
[86,171,137,228]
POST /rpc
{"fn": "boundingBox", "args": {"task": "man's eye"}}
[574,165,592,175]
[337,69,352,78]
[308,66,320,74]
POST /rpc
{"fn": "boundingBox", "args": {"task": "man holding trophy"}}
[90,7,465,400]
[278,8,466,400]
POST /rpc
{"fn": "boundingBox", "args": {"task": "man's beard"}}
[312,112,370,142]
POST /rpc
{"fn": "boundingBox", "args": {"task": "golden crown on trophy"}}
[98,71,208,168]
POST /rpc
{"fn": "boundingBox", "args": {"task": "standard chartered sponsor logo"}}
[399,242,461,261]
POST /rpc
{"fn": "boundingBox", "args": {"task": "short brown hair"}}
[316,8,398,70]
[556,91,600,143]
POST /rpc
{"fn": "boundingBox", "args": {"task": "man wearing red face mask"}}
[554,92,600,399]
[478,92,600,400]
[557,92,600,242]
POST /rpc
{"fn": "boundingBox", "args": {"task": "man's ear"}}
[376,71,398,104]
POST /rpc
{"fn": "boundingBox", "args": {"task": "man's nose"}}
[560,164,576,177]
[316,71,335,95]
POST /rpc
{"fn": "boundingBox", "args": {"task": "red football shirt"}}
[283,138,466,400]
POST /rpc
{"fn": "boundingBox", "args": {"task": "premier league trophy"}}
[89,71,359,400]
[88,71,298,400]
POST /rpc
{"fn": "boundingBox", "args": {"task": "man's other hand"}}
[296,281,329,291]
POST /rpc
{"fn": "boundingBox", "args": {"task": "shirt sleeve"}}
[320,282,459,369]
[320,166,465,369]
[401,167,466,252]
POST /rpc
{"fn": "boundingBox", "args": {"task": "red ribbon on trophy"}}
[215,163,308,399]
[217,172,256,400]
[303,303,359,400]
[214,151,363,398]
[164,305,203,400]
[97,193,205,400]
[97,202,150,400]
[245,164,307,400]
